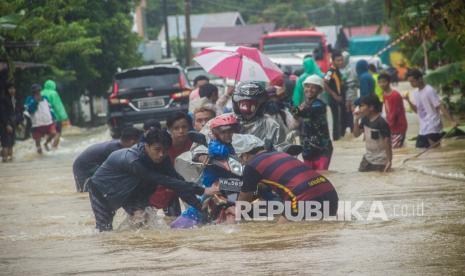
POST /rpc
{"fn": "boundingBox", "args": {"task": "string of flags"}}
[374,26,419,57]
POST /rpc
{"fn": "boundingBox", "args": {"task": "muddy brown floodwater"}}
[1,103,465,275]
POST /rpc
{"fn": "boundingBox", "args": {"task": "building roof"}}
[157,12,245,41]
[343,25,389,37]
[196,23,276,46]
[0,61,48,71]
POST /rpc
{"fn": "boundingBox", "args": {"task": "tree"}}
[386,0,465,78]
[1,0,142,123]
[386,0,465,113]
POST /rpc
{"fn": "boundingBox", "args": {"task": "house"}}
[157,11,245,42]
[195,23,276,48]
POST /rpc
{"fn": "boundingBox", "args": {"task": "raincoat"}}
[41,80,68,122]
[355,60,375,99]
[371,72,384,102]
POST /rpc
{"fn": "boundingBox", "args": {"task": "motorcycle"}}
[172,131,245,226]
[173,131,303,227]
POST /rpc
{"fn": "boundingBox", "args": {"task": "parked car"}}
[107,64,191,138]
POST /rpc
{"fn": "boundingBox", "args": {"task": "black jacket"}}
[90,143,203,210]
[0,95,23,128]
[73,140,123,183]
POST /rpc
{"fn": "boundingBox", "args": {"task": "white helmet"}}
[303,74,324,88]
[232,134,265,155]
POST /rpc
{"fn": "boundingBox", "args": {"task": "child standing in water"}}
[25,84,57,154]
[292,74,333,170]
[378,73,407,148]
[353,94,392,172]
[171,114,239,228]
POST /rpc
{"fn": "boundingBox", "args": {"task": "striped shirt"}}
[242,151,335,201]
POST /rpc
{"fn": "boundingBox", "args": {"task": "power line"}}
[201,0,333,16]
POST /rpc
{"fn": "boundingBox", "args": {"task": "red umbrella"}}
[193,46,283,83]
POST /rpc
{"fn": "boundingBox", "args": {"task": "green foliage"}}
[170,38,186,66]
[2,0,142,102]
[387,0,465,107]
[248,3,311,28]
[425,62,465,87]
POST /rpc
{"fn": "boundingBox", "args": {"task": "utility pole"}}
[422,37,429,72]
[175,13,182,63]
[162,0,171,58]
[184,0,192,66]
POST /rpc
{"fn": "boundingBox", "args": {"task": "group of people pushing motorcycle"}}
[83,79,338,231]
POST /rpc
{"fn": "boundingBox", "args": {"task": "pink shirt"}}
[189,88,200,102]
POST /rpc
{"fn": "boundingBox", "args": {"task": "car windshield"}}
[263,36,323,56]
[116,67,180,92]
[186,68,220,83]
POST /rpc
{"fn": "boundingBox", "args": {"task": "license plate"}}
[219,178,243,193]
[137,97,165,109]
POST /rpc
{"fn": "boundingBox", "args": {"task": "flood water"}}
[1,103,465,275]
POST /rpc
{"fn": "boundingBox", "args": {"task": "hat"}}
[303,74,324,88]
[210,114,239,130]
[31,83,42,92]
[233,134,265,155]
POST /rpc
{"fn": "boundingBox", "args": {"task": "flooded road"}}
[1,112,465,275]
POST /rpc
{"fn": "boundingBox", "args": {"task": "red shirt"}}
[383,90,407,134]
[168,139,193,164]
[149,139,193,209]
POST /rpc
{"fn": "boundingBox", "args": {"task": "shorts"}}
[32,123,56,140]
[359,157,386,172]
[391,133,405,148]
[1,127,15,147]
[416,133,442,148]
[55,121,63,134]
[303,156,331,170]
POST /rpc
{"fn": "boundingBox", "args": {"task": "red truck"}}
[259,28,331,73]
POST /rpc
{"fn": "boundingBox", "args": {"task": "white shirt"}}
[413,84,442,135]
[31,99,53,128]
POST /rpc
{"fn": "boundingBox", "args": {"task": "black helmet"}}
[232,81,268,121]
